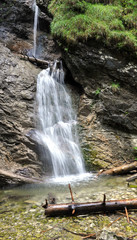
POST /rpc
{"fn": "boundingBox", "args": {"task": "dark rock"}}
[0,0,62,186]
[36,0,52,17]
[0,42,42,178]
[62,41,137,168]
[37,0,137,169]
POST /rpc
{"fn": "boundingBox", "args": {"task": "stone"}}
[62,41,137,168]
[0,0,61,185]
[97,230,127,240]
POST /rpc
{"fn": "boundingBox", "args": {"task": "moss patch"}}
[82,141,110,170]
[49,0,137,57]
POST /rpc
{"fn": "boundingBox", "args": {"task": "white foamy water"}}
[33,0,39,57]
[46,172,93,185]
[35,62,85,177]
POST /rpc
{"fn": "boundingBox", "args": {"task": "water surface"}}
[1,175,137,239]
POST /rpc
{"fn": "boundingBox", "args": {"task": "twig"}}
[63,227,89,237]
[130,216,137,221]
[117,211,137,223]
[82,233,96,239]
[49,237,61,240]
[68,184,75,214]
[116,211,126,216]
[125,207,130,223]
[130,218,137,226]
[107,216,123,227]
[102,194,106,205]
[42,199,48,209]
[68,184,74,202]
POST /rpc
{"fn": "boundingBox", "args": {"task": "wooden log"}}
[0,169,42,187]
[42,198,137,217]
[127,173,137,182]
[20,54,49,68]
[99,161,137,176]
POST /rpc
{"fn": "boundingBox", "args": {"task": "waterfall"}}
[33,0,39,57]
[35,62,85,177]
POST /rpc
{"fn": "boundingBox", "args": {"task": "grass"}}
[48,0,137,57]
[111,82,120,91]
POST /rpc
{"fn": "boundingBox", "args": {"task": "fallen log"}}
[98,161,137,176]
[42,198,137,217]
[20,54,49,68]
[0,169,42,187]
[127,173,137,182]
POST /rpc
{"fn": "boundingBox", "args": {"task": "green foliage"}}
[111,82,120,90]
[65,0,87,13]
[95,88,101,95]
[49,0,137,56]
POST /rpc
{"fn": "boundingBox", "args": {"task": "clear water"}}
[1,175,135,205]
[33,0,39,57]
[1,175,136,240]
[34,62,85,177]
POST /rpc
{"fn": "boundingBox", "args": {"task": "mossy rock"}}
[92,159,110,169]
[82,143,109,170]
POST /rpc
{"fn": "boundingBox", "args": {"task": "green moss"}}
[82,143,98,170]
[49,0,137,56]
[93,159,110,168]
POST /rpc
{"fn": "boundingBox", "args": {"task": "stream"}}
[0,1,137,239]
[0,175,137,239]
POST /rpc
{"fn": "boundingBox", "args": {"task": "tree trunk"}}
[20,55,49,68]
[42,198,137,217]
[98,161,137,176]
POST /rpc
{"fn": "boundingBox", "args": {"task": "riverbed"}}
[0,174,137,239]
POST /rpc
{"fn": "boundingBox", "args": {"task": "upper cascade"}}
[35,61,85,177]
[33,0,39,57]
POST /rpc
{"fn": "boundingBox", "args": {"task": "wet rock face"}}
[36,0,51,14]
[63,42,137,93]
[0,0,33,40]
[0,0,61,185]
[0,0,42,183]
[0,42,42,179]
[62,42,137,168]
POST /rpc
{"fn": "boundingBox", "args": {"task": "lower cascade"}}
[35,62,85,177]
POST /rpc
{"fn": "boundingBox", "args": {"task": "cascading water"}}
[33,0,39,57]
[35,62,85,178]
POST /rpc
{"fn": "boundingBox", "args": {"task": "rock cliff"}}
[0,0,60,186]
[36,0,137,169]
[0,0,137,187]
[62,42,137,169]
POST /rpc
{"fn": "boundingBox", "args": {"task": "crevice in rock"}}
[64,62,84,95]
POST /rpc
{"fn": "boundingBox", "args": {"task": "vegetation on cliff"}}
[49,0,137,56]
